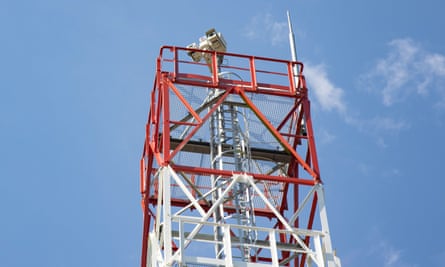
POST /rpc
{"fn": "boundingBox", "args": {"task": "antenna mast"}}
[287,11,300,75]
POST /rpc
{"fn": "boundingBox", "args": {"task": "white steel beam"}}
[223,224,233,267]
[161,167,172,261]
[316,185,339,267]
[169,174,240,265]
[168,165,206,216]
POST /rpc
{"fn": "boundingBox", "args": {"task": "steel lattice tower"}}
[140,30,341,267]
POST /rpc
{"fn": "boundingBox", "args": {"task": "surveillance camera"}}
[187,43,202,62]
[205,29,226,52]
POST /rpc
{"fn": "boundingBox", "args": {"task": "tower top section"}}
[140,25,341,266]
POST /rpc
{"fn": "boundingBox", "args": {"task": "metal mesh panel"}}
[168,84,296,151]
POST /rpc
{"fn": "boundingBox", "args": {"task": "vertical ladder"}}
[208,87,256,261]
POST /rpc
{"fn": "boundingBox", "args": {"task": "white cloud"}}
[318,129,336,144]
[350,114,409,134]
[365,228,419,267]
[375,240,418,267]
[357,162,372,176]
[370,116,408,133]
[424,53,445,76]
[304,63,346,113]
[386,254,401,266]
[302,62,408,145]
[343,114,409,148]
[383,245,401,267]
[244,13,288,46]
[361,38,445,107]
[376,137,387,148]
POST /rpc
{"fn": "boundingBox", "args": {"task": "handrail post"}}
[249,56,257,91]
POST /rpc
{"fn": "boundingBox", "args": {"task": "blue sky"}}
[1,0,444,266]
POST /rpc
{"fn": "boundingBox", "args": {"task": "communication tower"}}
[140,25,341,267]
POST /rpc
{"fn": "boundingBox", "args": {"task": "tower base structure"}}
[140,46,341,267]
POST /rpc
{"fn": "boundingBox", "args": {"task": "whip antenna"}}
[287,10,300,75]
